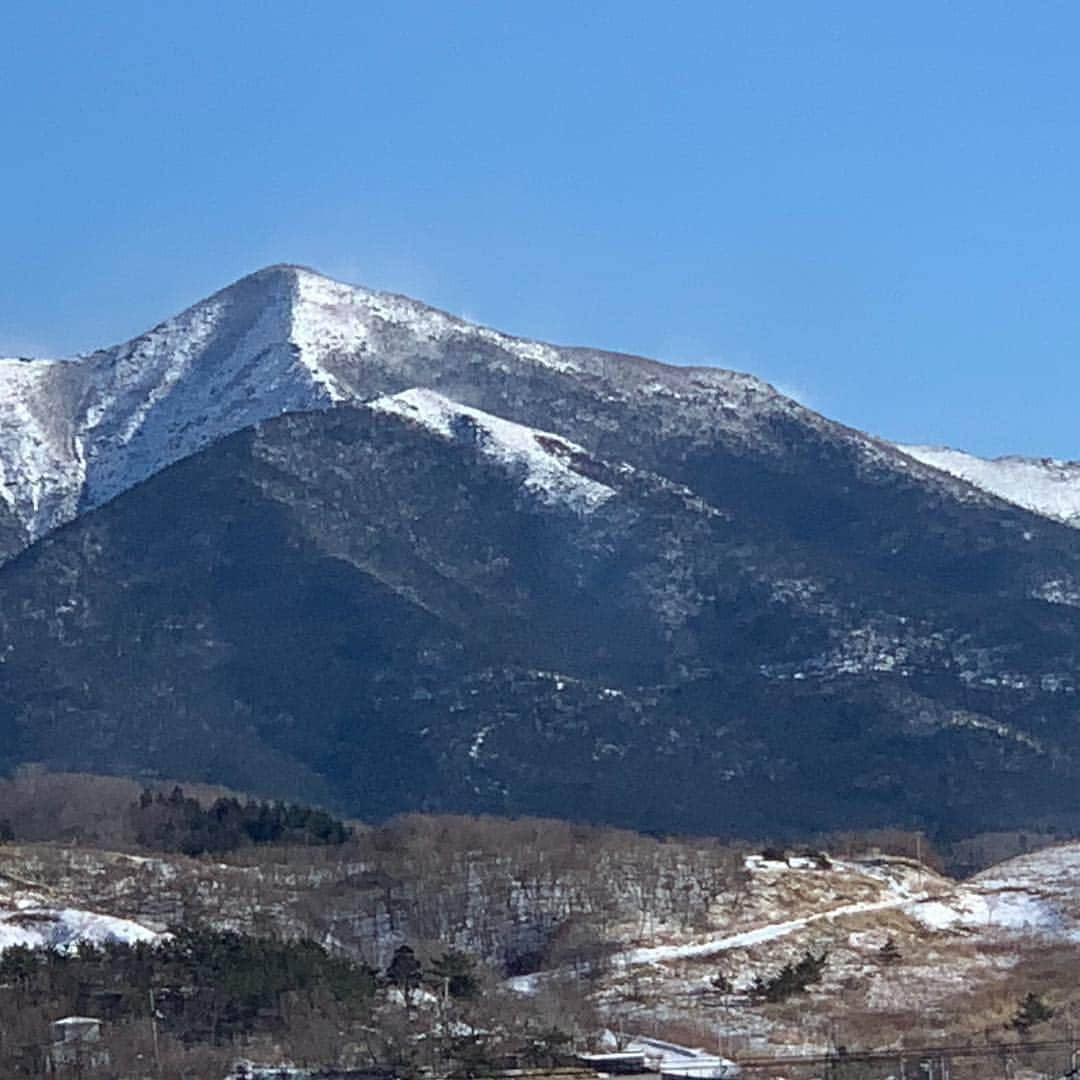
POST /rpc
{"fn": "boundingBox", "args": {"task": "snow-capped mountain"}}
[902,444,1080,528]
[0,264,982,555]
[0,265,725,544]
[6,265,1080,839]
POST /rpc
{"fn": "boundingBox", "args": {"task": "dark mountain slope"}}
[3,393,1080,837]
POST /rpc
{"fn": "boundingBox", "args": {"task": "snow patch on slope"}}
[0,358,84,536]
[76,272,348,513]
[370,388,616,510]
[617,892,923,967]
[903,445,1080,527]
[0,902,161,953]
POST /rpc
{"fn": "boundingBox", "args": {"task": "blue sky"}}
[2,2,1079,457]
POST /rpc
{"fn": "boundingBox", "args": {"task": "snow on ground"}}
[622,1037,739,1078]
[1,852,165,954]
[370,388,617,510]
[292,266,580,374]
[556,846,1080,1056]
[609,847,1080,979]
[902,444,1080,527]
[0,902,160,952]
[617,894,919,967]
[226,1063,312,1079]
[573,855,934,974]
[905,891,1060,935]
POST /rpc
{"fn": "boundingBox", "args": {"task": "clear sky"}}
[2,2,1079,458]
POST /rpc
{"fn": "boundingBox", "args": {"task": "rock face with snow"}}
[369,388,617,512]
[5,266,1080,836]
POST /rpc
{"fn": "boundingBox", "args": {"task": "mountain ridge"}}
[0,265,790,548]
[902,443,1080,528]
[1,264,993,554]
[4,267,1080,837]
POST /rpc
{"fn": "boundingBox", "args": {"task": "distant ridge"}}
[902,444,1080,527]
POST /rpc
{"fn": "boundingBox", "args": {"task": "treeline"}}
[0,928,375,1075]
[0,769,354,855]
[0,928,374,1042]
[1,768,1068,878]
[0,929,578,1078]
[0,768,357,854]
[130,786,352,855]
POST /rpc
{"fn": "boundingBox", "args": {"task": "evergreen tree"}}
[128,786,352,854]
[386,944,424,1005]
[1011,991,1054,1034]
[753,949,828,1002]
[429,949,480,1000]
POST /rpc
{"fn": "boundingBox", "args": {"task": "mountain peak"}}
[0,265,809,550]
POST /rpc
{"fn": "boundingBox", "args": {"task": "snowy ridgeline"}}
[5,264,1078,557]
[0,265,786,546]
[903,444,1080,528]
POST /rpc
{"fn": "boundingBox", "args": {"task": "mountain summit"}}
[0,265,795,551]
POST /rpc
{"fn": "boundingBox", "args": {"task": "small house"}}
[47,1016,110,1072]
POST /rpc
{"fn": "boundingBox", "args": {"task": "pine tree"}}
[1011,992,1054,1034]
[386,945,424,1005]
[753,949,828,1002]
[429,949,479,1000]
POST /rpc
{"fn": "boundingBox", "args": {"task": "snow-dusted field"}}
[7,833,1080,1059]
[559,845,1080,1056]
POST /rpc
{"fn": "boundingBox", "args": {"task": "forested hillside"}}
[3,773,1080,1076]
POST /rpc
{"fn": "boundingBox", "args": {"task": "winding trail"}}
[614,891,927,968]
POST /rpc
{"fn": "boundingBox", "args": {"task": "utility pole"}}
[149,988,162,1078]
